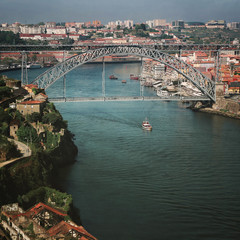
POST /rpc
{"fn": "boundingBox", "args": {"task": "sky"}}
[0,0,240,24]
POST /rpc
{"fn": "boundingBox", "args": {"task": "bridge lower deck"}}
[49,96,210,102]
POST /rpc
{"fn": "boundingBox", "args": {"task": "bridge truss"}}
[32,46,216,101]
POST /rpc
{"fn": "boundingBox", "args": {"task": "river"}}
[5,63,240,240]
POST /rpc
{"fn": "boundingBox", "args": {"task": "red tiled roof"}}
[18,100,45,105]
[38,92,48,98]
[25,84,38,89]
[5,202,67,220]
[48,221,97,240]
[28,202,67,217]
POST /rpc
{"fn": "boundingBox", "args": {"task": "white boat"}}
[142,118,152,131]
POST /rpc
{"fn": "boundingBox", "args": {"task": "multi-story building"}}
[146,20,154,28]
[20,26,44,34]
[228,22,240,30]
[107,21,116,29]
[153,19,166,27]
[116,20,123,27]
[123,20,133,28]
[65,22,84,28]
[46,27,66,34]
[45,22,56,28]
[171,20,185,29]
[152,63,165,80]
[206,20,226,29]
[92,20,101,27]
[1,23,8,27]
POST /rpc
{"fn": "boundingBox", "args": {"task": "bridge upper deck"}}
[0,43,239,52]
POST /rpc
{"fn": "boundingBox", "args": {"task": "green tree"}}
[105,33,113,37]
[17,125,40,143]
[26,112,42,123]
[0,79,6,86]
[0,107,10,123]
[0,86,12,100]
[0,31,23,44]
[42,112,67,131]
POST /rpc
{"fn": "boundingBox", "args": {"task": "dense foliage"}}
[0,135,21,159]
[18,186,72,212]
[0,86,12,100]
[17,125,40,144]
[0,31,23,44]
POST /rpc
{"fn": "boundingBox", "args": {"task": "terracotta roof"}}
[48,221,96,240]
[37,92,48,98]
[18,100,45,105]
[25,84,38,89]
[5,202,67,220]
[28,202,67,217]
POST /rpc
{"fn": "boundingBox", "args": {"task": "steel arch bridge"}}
[32,45,216,101]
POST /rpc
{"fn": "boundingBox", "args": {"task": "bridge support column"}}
[102,57,105,98]
[21,51,28,85]
[63,51,66,100]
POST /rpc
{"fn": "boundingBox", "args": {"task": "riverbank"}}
[196,107,240,119]
[190,96,240,120]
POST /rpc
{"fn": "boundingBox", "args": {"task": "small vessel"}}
[142,118,152,131]
[122,80,127,83]
[109,75,118,80]
[130,74,139,80]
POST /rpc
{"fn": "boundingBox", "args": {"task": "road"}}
[0,138,32,168]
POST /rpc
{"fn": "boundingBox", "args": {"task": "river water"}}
[5,63,240,240]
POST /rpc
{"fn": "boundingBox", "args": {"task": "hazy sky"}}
[0,0,240,24]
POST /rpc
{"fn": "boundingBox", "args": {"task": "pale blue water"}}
[5,64,240,240]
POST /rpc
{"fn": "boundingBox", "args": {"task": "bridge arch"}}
[32,46,215,101]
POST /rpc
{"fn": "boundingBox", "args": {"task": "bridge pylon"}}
[21,51,28,85]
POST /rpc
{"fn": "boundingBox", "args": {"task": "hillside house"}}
[16,100,45,115]
[0,203,97,240]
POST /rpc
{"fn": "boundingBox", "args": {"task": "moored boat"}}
[142,118,152,131]
[130,74,139,80]
[122,80,127,83]
[109,75,118,80]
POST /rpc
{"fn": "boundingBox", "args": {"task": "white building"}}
[153,19,166,27]
[146,20,154,28]
[45,22,56,28]
[152,63,165,80]
[116,20,123,27]
[206,20,226,29]
[123,20,133,28]
[20,26,44,34]
[228,22,240,30]
[107,21,116,29]
[46,27,66,34]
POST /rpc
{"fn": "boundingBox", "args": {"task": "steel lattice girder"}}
[33,46,216,101]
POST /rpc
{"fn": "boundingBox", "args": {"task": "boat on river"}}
[130,74,139,80]
[109,75,118,80]
[142,118,152,131]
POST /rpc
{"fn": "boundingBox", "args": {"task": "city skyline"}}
[0,0,240,24]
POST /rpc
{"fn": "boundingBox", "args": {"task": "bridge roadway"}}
[49,95,210,103]
[0,43,239,52]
